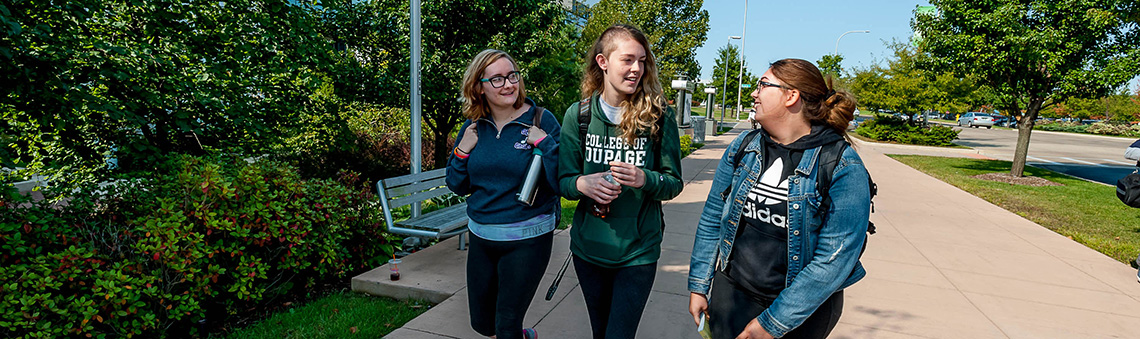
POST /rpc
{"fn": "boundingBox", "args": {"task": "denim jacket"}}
[688,130,870,338]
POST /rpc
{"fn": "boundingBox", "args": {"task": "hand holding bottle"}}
[576,171,621,205]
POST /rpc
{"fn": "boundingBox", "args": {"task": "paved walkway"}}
[356,126,1140,338]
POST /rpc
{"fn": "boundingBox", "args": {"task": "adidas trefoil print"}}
[742,158,788,228]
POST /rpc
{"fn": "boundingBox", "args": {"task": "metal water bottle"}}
[517,149,543,205]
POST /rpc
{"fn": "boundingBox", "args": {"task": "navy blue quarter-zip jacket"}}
[446,99,561,224]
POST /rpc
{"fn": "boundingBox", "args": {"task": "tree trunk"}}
[431,121,456,170]
[1009,98,1045,177]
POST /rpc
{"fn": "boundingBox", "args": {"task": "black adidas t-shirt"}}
[723,138,803,300]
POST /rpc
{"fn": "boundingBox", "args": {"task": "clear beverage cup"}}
[388,259,401,281]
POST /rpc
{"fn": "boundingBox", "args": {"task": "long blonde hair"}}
[460,49,526,121]
[581,24,664,144]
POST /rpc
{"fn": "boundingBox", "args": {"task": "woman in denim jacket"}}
[687,59,871,339]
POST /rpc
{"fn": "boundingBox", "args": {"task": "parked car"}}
[989,114,1010,126]
[849,115,873,129]
[957,112,994,128]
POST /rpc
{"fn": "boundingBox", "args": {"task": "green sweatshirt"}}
[558,94,684,268]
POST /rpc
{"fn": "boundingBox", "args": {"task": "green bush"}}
[273,101,446,184]
[855,116,960,146]
[1083,121,1140,137]
[679,134,704,158]
[0,156,392,338]
[1034,121,1089,133]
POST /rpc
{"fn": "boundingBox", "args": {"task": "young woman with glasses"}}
[557,24,684,339]
[687,58,871,339]
[446,49,561,339]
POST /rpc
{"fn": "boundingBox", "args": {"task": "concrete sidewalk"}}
[355,126,1140,338]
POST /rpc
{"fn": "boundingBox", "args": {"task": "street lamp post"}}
[719,36,741,127]
[735,0,748,114]
[409,0,422,217]
[834,30,871,56]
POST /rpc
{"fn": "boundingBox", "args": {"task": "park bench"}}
[377,168,468,250]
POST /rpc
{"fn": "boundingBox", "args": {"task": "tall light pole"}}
[834,30,871,56]
[735,0,748,115]
[409,0,422,217]
[719,36,741,126]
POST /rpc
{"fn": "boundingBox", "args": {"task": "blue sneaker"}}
[523,328,538,339]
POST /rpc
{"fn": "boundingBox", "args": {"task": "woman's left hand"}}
[735,319,774,339]
[609,161,645,188]
[526,125,547,146]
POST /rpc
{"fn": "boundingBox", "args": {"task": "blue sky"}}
[692,0,931,83]
[577,0,1138,91]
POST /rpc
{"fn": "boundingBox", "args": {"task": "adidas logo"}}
[742,159,788,228]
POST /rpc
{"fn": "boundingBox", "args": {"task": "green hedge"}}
[1036,121,1140,137]
[855,116,960,146]
[680,134,704,158]
[1,156,393,338]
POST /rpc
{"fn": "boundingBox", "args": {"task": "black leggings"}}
[708,271,843,339]
[572,256,657,339]
[467,232,553,339]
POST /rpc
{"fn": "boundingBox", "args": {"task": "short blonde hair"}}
[460,49,526,121]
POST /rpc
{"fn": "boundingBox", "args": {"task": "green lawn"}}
[223,292,430,338]
[888,155,1140,264]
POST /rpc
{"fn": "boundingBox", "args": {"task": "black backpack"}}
[724,129,877,237]
[1117,163,1140,208]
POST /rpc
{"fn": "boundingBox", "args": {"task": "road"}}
[948,123,1138,185]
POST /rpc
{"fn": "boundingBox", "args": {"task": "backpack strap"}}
[732,129,763,170]
[720,129,763,199]
[652,107,667,170]
[817,139,877,235]
[577,98,591,146]
[533,106,543,128]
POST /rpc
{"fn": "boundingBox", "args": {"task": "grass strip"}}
[223,292,430,339]
[888,154,1140,264]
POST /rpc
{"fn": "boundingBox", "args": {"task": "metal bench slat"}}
[387,188,455,209]
[395,203,468,232]
[381,168,447,187]
[384,177,447,198]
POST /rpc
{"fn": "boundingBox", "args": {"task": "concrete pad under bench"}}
[352,235,469,304]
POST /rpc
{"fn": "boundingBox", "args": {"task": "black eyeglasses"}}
[480,71,521,88]
[758,80,785,90]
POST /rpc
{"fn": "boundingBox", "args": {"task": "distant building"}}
[559,0,590,27]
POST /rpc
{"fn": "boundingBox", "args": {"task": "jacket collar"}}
[741,128,824,178]
[476,97,540,126]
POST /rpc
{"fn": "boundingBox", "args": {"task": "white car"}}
[957,112,994,128]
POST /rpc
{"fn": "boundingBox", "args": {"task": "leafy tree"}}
[914,0,1140,176]
[707,43,758,119]
[580,0,710,99]
[817,54,844,78]
[369,0,581,168]
[1,0,339,184]
[1053,90,1140,121]
[848,41,986,122]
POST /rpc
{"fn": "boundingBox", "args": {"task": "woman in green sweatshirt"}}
[557,24,684,339]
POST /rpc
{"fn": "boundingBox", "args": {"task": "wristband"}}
[533,135,546,146]
[454,147,470,159]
